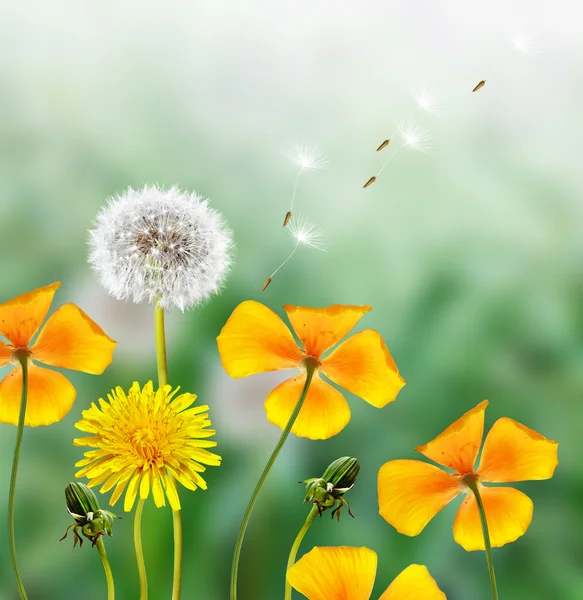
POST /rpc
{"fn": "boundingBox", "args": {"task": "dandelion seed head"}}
[89,185,234,311]
[280,144,329,170]
[512,31,539,57]
[396,118,433,154]
[288,215,326,251]
[411,84,440,116]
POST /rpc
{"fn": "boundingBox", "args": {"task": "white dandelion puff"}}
[396,118,433,153]
[411,84,441,116]
[280,143,328,226]
[262,215,326,291]
[89,185,233,311]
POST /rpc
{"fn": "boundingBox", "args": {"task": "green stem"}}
[230,363,317,600]
[285,505,319,600]
[172,509,183,600]
[8,354,30,600]
[154,301,183,598]
[467,479,499,600]
[96,537,115,600]
[154,301,169,387]
[134,498,148,600]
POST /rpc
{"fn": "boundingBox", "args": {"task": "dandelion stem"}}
[289,167,305,213]
[284,505,319,600]
[8,353,29,600]
[154,301,169,387]
[376,145,403,177]
[230,362,317,600]
[269,240,301,280]
[154,300,183,600]
[466,478,499,600]
[96,538,115,600]
[134,498,148,600]
[172,508,183,600]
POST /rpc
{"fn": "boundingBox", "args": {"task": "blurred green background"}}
[0,0,581,598]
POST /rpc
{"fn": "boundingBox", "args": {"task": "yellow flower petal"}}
[453,486,533,551]
[416,401,488,475]
[0,341,12,367]
[0,282,60,347]
[283,304,371,357]
[217,300,303,378]
[287,546,377,600]
[378,459,460,536]
[477,417,559,483]
[379,564,447,600]
[31,303,116,374]
[0,364,76,426]
[321,329,405,408]
[264,375,351,440]
[124,470,142,512]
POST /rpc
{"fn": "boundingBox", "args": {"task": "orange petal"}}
[378,459,460,536]
[264,374,351,440]
[31,303,116,374]
[217,300,303,378]
[416,401,488,475]
[321,329,405,408]
[0,341,12,367]
[287,546,377,600]
[0,364,76,426]
[453,486,533,551]
[283,304,371,357]
[379,564,446,600]
[0,282,60,347]
[477,417,559,483]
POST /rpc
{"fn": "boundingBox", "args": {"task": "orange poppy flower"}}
[287,546,446,600]
[0,282,116,427]
[217,301,405,440]
[378,401,558,551]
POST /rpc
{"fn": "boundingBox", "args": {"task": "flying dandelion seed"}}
[472,31,538,93]
[280,144,328,227]
[375,84,439,152]
[365,118,432,186]
[261,215,326,291]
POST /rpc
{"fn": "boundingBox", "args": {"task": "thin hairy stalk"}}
[284,505,319,600]
[289,167,305,213]
[230,363,317,600]
[8,353,30,600]
[154,300,183,599]
[269,240,301,280]
[96,538,115,600]
[134,498,148,600]
[466,478,499,600]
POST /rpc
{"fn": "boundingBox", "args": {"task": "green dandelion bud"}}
[61,482,120,548]
[302,457,360,521]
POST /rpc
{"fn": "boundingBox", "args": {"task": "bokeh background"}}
[0,0,582,598]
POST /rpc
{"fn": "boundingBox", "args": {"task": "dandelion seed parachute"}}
[89,185,233,312]
[472,79,486,92]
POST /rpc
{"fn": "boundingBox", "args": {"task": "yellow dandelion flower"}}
[73,381,221,512]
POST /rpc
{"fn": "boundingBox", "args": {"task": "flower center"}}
[459,472,481,494]
[10,347,31,367]
[299,355,321,373]
[130,427,161,462]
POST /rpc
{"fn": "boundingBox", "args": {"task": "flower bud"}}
[61,482,120,548]
[302,457,360,521]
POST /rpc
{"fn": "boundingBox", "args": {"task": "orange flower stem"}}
[154,300,183,600]
[8,352,30,600]
[96,537,115,600]
[466,478,499,600]
[285,505,319,600]
[134,497,148,600]
[230,361,318,600]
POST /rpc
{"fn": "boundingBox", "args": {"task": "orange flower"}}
[287,546,446,600]
[0,283,116,426]
[217,302,405,440]
[378,401,558,551]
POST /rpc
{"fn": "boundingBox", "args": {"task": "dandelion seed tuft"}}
[411,84,440,116]
[512,31,539,57]
[280,144,329,170]
[287,215,326,252]
[396,119,433,153]
[89,185,233,312]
